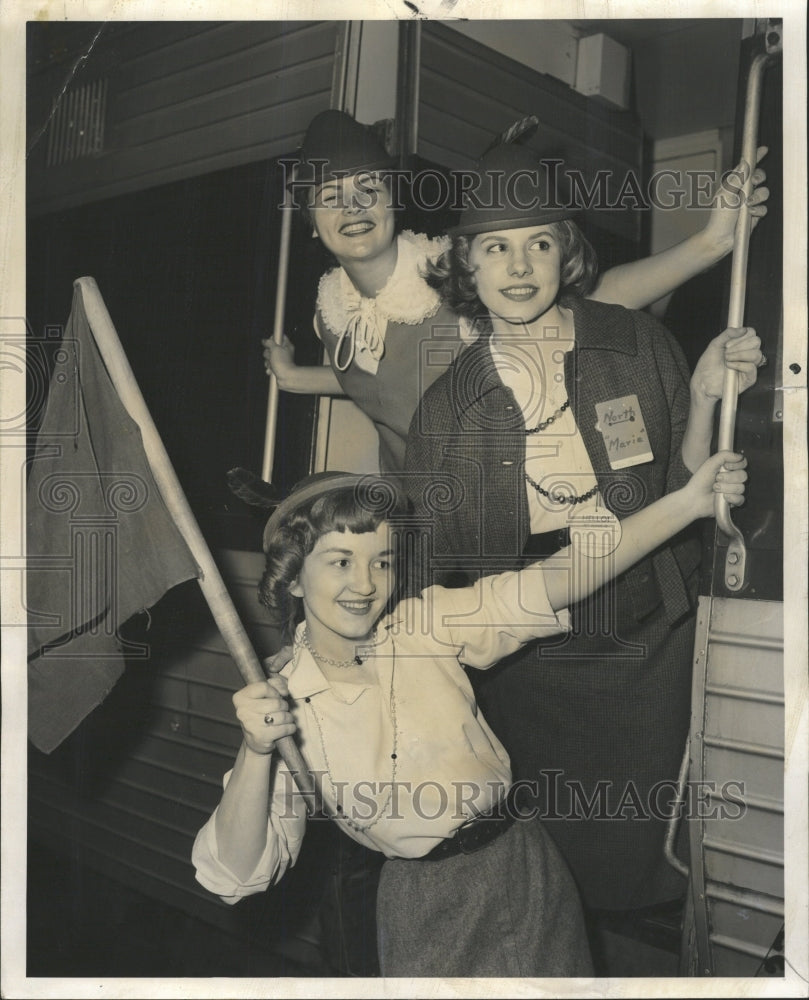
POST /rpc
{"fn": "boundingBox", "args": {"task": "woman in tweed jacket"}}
[264,110,768,474]
[404,144,764,920]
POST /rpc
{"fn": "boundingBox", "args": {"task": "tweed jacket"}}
[404,296,701,624]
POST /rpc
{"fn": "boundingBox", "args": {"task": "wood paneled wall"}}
[26,21,340,956]
[28,21,339,216]
[419,22,645,252]
[27,550,331,944]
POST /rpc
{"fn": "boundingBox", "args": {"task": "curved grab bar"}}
[715,23,782,592]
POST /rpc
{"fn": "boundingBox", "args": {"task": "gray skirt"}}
[376,816,593,978]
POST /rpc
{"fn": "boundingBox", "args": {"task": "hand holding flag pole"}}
[75,276,318,815]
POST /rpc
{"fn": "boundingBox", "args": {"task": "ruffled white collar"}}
[316,231,449,375]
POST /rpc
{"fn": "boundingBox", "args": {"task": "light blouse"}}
[192,564,570,903]
[489,331,601,534]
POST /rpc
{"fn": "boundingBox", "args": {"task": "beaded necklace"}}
[521,398,599,505]
[524,474,600,506]
[524,398,569,434]
[301,625,379,668]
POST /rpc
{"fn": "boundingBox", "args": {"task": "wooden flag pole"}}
[261,166,295,483]
[75,276,319,816]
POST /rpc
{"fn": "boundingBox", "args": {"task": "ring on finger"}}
[264,714,274,726]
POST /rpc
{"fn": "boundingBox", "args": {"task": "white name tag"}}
[594,394,654,470]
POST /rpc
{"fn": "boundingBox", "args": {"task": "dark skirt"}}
[473,598,696,911]
[376,817,593,978]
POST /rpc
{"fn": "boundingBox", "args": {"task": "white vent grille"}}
[46,78,108,167]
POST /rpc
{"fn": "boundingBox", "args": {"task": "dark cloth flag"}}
[27,286,200,753]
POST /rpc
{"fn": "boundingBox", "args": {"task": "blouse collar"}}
[284,623,394,705]
[316,231,448,375]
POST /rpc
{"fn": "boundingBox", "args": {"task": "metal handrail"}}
[715,20,782,591]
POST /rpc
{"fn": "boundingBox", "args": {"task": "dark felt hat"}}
[291,110,395,190]
[450,144,577,236]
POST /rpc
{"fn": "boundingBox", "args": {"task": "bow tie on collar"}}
[333,296,387,374]
[317,231,449,377]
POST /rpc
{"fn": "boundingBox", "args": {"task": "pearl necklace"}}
[301,625,378,668]
[300,636,399,834]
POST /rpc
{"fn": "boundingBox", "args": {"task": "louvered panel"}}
[26,611,284,937]
[109,21,221,64]
[702,744,783,802]
[29,729,233,837]
[685,596,785,976]
[705,693,784,751]
[152,634,278,683]
[151,654,245,747]
[186,711,243,749]
[46,77,108,166]
[700,798,783,859]
[28,762,216,909]
[704,846,783,899]
[711,944,768,977]
[30,732,232,828]
[707,897,784,975]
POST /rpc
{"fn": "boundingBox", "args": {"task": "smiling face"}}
[290,524,395,659]
[310,172,396,269]
[468,226,564,328]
